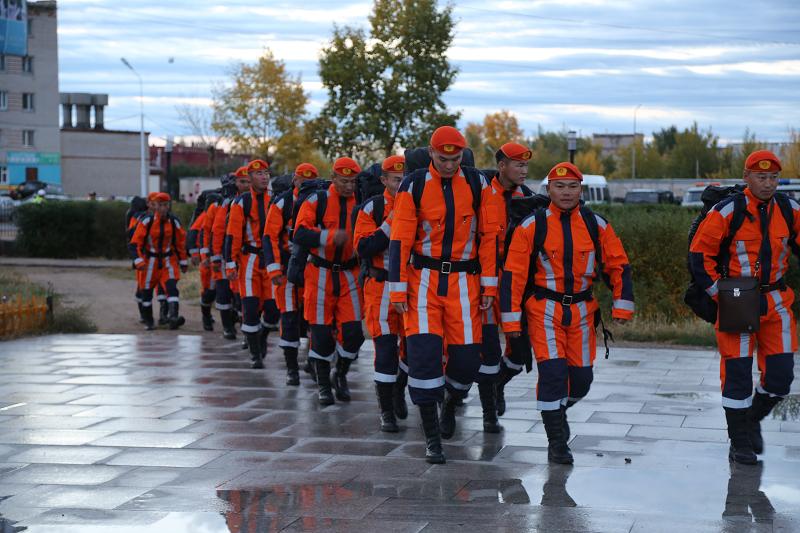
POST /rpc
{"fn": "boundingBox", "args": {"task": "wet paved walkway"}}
[0,334,798,532]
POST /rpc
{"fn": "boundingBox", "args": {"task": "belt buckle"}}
[332,264,342,272]
[561,294,573,306]
[440,261,452,274]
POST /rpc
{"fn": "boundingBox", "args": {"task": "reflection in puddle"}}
[723,462,774,523]
[654,392,703,400]
[771,394,800,421]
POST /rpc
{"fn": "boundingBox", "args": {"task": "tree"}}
[613,141,664,180]
[465,111,524,168]
[663,123,720,179]
[211,50,308,169]
[311,0,459,157]
[176,103,222,176]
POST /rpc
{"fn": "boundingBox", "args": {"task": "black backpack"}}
[351,194,387,288]
[357,163,384,204]
[285,179,332,287]
[501,192,550,267]
[684,186,798,323]
[270,174,293,197]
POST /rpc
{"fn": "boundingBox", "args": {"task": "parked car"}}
[0,195,15,222]
[624,189,676,205]
[538,174,610,204]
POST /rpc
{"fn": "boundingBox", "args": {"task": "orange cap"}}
[147,192,160,202]
[155,192,171,202]
[381,155,406,173]
[295,163,319,179]
[547,162,583,181]
[499,142,532,161]
[332,157,361,177]
[745,150,781,172]
[430,126,466,154]
[247,159,269,173]
[234,166,249,178]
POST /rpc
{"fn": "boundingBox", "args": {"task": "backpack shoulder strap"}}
[462,166,483,214]
[774,192,800,257]
[315,190,328,227]
[520,183,534,197]
[531,208,548,260]
[410,168,427,208]
[373,195,385,226]
[579,205,603,268]
[717,193,748,274]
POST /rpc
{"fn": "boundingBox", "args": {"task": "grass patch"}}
[44,304,97,334]
[611,317,717,347]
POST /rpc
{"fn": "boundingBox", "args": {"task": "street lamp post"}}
[632,104,642,180]
[121,58,147,197]
[567,130,577,163]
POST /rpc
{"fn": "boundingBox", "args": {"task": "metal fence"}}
[0,202,17,242]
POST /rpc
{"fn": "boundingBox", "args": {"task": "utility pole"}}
[632,104,642,180]
[121,58,146,196]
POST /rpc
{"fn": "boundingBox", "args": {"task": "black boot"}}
[562,405,571,444]
[167,302,185,330]
[419,403,445,464]
[137,302,146,324]
[201,305,214,331]
[315,360,335,406]
[284,347,300,386]
[439,391,458,440]
[303,358,317,383]
[542,409,574,464]
[142,305,155,331]
[259,328,269,360]
[725,407,758,465]
[220,310,236,339]
[246,332,263,369]
[748,392,781,455]
[332,357,353,402]
[376,383,399,432]
[495,366,515,417]
[158,300,169,325]
[393,369,409,420]
[240,338,249,350]
[478,381,502,433]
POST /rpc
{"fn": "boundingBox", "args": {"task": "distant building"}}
[0,1,61,189]
[149,143,250,177]
[592,133,644,159]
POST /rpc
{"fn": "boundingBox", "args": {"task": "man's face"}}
[547,179,582,211]
[332,173,357,197]
[498,159,528,189]
[293,173,310,189]
[429,148,462,179]
[249,169,269,192]
[381,171,404,197]
[155,202,170,217]
[743,170,779,202]
[146,200,155,213]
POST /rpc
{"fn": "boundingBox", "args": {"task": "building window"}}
[23,130,35,147]
[27,18,33,36]
[0,55,5,71]
[0,167,7,185]
[0,91,7,111]
[22,93,34,111]
[22,56,33,73]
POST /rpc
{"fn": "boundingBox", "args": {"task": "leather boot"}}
[259,328,269,359]
[332,357,353,402]
[201,305,214,331]
[725,407,757,465]
[542,409,573,464]
[283,347,300,386]
[304,358,317,383]
[562,405,571,445]
[376,383,399,432]
[142,305,155,331]
[158,300,169,325]
[439,391,458,440]
[240,338,249,350]
[495,365,516,417]
[747,392,781,455]
[137,302,146,324]
[246,332,263,369]
[315,360,335,406]
[220,309,236,340]
[393,369,409,420]
[419,403,445,464]
[167,302,184,330]
[478,381,502,433]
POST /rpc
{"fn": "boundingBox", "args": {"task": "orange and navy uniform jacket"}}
[500,203,634,333]
[689,187,800,308]
[354,189,394,279]
[203,198,224,266]
[263,186,298,280]
[223,187,272,274]
[388,164,500,304]
[187,212,207,262]
[492,176,531,259]
[293,184,358,268]
[128,212,188,272]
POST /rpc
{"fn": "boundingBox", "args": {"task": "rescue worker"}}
[689,150,797,465]
[500,162,633,464]
[225,160,280,369]
[293,157,365,405]
[389,126,500,464]
[188,193,219,331]
[354,155,408,432]
[209,169,250,340]
[477,142,536,432]
[128,192,189,330]
[263,162,319,386]
[127,194,153,324]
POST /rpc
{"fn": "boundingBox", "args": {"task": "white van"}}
[538,174,610,204]
[681,186,706,207]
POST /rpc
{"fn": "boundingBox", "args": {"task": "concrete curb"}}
[0,257,131,269]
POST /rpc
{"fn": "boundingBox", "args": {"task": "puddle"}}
[771,394,800,422]
[654,392,702,400]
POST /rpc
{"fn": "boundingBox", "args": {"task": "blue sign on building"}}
[0,0,27,56]
[7,151,61,185]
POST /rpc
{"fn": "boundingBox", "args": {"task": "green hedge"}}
[15,200,195,259]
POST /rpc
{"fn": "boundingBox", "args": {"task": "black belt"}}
[241,244,261,255]
[533,286,593,306]
[146,251,173,258]
[411,254,480,275]
[761,279,787,293]
[309,254,358,272]
[365,266,388,282]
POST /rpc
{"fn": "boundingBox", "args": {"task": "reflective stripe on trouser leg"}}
[240,296,262,334]
[374,334,399,383]
[444,343,482,398]
[308,324,336,362]
[261,299,280,328]
[502,332,530,375]
[214,279,232,310]
[140,288,154,307]
[406,333,445,405]
[476,323,501,384]
[720,356,754,409]
[165,278,179,303]
[566,366,594,406]
[757,352,795,397]
[536,358,568,411]
[337,321,364,360]
[279,310,300,348]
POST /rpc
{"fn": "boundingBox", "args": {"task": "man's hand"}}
[333,230,350,246]
[211,262,221,273]
[180,265,188,274]
[272,274,286,286]
[480,295,494,310]
[134,262,146,272]
[392,302,408,314]
[227,269,238,281]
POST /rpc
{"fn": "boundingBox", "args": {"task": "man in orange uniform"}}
[188,192,221,331]
[475,142,537,433]
[128,193,156,324]
[209,169,250,340]
[225,160,280,369]
[263,162,318,386]
[389,126,500,464]
[294,157,364,405]
[690,150,797,465]
[354,155,408,432]
[501,162,633,464]
[128,192,189,330]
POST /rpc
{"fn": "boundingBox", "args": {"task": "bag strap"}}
[579,205,605,283]
[719,193,748,277]
[373,195,385,226]
[774,193,800,258]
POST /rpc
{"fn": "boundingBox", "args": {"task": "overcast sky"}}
[55,0,800,146]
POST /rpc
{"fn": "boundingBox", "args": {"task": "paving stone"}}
[0,464,131,485]
[103,448,226,468]
[88,431,207,448]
